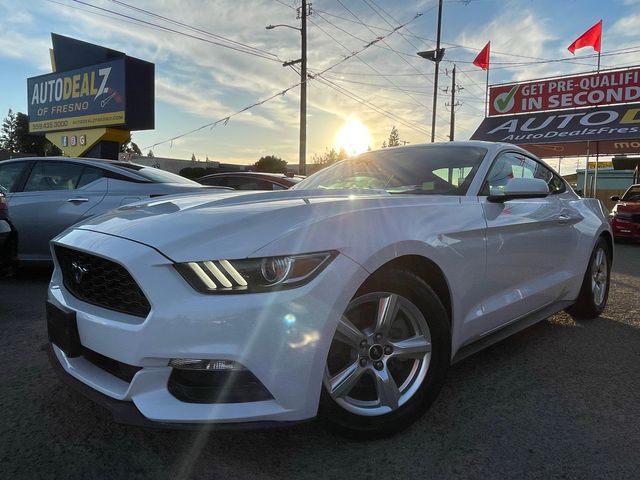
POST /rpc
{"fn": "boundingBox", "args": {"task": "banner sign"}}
[587,161,613,169]
[27,59,126,133]
[488,67,640,116]
[471,104,640,146]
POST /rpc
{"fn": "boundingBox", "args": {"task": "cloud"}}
[6,0,630,164]
[0,31,51,70]
[610,14,640,37]
[155,76,277,130]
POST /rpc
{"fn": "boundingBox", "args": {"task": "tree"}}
[312,147,348,167]
[120,135,141,155]
[147,149,155,157]
[254,155,287,173]
[0,109,61,156]
[387,126,400,147]
[0,109,17,153]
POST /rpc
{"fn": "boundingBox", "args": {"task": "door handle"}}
[557,214,571,224]
[67,197,89,203]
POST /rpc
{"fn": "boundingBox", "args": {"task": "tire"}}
[319,269,451,438]
[566,237,611,319]
[0,232,17,278]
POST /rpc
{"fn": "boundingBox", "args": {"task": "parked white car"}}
[47,142,612,437]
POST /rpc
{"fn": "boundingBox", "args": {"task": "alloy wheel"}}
[591,246,609,307]
[324,292,432,416]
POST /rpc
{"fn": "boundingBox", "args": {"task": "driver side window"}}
[482,153,563,196]
[24,162,84,192]
[0,162,26,193]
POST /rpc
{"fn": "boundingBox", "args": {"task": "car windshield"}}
[622,185,640,201]
[112,163,198,184]
[292,146,487,195]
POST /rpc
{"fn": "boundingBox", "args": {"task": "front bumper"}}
[48,228,368,426]
[45,344,309,430]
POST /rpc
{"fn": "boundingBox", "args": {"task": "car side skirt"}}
[452,300,573,364]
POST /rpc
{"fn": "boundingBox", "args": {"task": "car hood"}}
[74,189,418,261]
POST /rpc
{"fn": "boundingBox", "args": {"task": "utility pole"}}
[417,0,444,143]
[449,64,456,141]
[266,2,311,175]
[298,0,308,175]
[432,0,443,143]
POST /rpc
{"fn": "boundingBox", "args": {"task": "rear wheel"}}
[0,231,17,277]
[566,237,611,319]
[319,269,450,438]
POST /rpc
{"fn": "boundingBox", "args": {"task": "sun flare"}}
[335,119,371,156]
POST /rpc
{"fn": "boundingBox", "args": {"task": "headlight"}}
[175,251,337,293]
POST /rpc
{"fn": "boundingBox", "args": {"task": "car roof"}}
[0,156,155,181]
[366,140,525,155]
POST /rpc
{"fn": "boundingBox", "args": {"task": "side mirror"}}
[610,195,620,202]
[488,178,550,203]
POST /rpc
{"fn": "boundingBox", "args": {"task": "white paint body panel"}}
[48,141,612,424]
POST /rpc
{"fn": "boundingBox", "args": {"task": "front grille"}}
[82,347,142,383]
[55,246,151,318]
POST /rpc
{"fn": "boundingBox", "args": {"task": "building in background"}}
[576,167,635,210]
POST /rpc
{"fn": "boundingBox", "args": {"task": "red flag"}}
[473,42,490,70]
[568,20,602,54]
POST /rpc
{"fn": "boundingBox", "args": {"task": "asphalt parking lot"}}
[1,244,639,480]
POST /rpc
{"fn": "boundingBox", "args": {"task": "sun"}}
[335,119,371,156]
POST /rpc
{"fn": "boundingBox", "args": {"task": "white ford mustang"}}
[47,141,612,436]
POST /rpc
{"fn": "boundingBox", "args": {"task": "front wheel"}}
[566,237,611,319]
[319,269,450,438]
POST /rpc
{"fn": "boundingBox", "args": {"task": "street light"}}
[266,24,300,32]
[265,1,309,175]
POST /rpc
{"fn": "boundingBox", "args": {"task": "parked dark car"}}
[0,157,230,264]
[197,171,305,190]
[610,184,640,242]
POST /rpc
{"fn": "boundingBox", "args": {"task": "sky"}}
[0,0,639,171]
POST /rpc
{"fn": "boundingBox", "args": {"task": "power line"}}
[108,0,279,59]
[362,0,429,52]
[314,76,436,137]
[142,83,305,150]
[143,9,418,149]
[322,75,434,95]
[310,8,437,107]
[45,0,193,37]
[69,0,283,63]
[313,11,419,59]
[313,6,604,68]
[331,0,453,130]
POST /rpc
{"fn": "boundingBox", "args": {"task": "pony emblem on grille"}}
[71,261,89,284]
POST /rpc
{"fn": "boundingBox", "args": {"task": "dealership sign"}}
[471,104,640,145]
[489,67,640,116]
[27,59,126,133]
